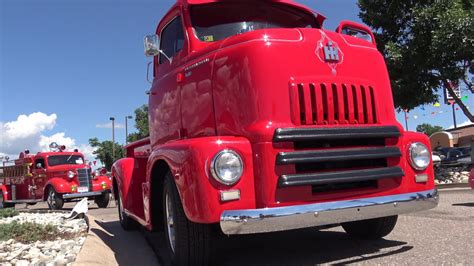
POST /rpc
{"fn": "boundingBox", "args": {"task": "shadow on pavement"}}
[143,227,411,266]
[452,202,474,207]
[94,220,159,265]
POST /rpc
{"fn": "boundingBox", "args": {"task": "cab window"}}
[159,16,185,64]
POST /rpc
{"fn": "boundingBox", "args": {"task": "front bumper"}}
[62,190,108,200]
[220,189,438,235]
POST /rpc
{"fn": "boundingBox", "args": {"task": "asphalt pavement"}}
[18,188,474,265]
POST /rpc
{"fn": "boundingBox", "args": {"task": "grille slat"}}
[279,167,404,188]
[292,82,377,125]
[276,147,401,165]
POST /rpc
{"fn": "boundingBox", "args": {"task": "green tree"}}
[358,0,474,121]
[88,138,124,170]
[416,123,444,136]
[127,105,150,143]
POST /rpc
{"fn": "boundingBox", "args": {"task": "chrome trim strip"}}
[5,199,42,204]
[62,191,106,199]
[220,189,438,235]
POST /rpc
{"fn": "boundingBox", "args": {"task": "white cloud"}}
[95,122,125,129]
[0,112,97,164]
[448,120,473,129]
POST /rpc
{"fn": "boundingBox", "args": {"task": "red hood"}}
[46,164,89,172]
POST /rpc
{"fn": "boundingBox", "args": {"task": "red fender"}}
[111,158,136,216]
[0,185,9,201]
[146,136,256,224]
[46,178,75,194]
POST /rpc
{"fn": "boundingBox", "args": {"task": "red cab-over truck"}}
[112,0,439,264]
[0,143,111,210]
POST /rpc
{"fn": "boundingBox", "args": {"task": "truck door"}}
[32,157,47,199]
[149,13,187,147]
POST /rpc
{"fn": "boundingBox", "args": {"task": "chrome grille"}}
[76,168,92,192]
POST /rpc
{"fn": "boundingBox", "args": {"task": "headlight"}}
[409,143,430,170]
[211,150,244,185]
[67,170,75,179]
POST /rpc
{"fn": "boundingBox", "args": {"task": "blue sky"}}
[1,0,472,158]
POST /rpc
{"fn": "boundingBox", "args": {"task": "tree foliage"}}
[358,0,474,121]
[88,138,124,170]
[416,123,444,136]
[127,105,150,143]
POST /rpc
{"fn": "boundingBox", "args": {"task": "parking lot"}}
[21,188,474,265]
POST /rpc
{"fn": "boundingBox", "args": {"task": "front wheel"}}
[46,187,64,210]
[0,193,14,209]
[342,216,398,239]
[95,192,110,208]
[163,172,211,266]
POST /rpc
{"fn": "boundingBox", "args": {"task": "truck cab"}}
[113,1,439,265]
[0,143,111,209]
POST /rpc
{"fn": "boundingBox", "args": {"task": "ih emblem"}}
[324,42,339,62]
[315,32,344,75]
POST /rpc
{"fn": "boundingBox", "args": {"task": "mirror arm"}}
[159,50,172,64]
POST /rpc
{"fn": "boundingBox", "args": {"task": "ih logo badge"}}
[316,31,344,75]
[324,42,339,62]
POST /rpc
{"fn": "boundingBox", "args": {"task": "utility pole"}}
[452,103,457,129]
[110,117,116,160]
[404,110,409,131]
[125,115,133,144]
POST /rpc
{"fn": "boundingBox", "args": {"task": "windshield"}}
[190,2,319,42]
[48,155,84,166]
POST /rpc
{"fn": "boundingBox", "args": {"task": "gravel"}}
[0,212,88,265]
[435,165,471,184]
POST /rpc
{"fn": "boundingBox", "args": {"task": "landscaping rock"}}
[0,212,87,265]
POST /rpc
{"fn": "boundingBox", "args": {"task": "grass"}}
[0,208,19,218]
[0,222,60,243]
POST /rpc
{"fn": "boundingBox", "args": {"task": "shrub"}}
[0,208,19,218]
[0,222,58,243]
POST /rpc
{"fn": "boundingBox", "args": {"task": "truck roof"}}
[169,0,325,26]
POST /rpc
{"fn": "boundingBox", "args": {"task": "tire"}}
[46,187,64,210]
[163,172,211,266]
[342,216,398,239]
[0,194,14,209]
[95,192,110,208]
[116,188,136,231]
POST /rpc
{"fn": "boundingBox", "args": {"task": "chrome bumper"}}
[220,189,439,235]
[62,190,107,199]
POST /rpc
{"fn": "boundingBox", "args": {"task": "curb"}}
[73,215,117,266]
[435,183,470,189]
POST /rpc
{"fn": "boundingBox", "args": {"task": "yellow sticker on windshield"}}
[203,35,214,42]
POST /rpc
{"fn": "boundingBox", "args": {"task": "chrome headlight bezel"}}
[409,142,430,171]
[210,149,244,185]
[67,170,75,179]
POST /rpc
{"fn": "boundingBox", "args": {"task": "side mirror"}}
[336,21,376,45]
[144,34,172,63]
[144,34,160,57]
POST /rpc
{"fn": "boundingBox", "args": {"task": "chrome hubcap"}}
[165,192,176,253]
[47,190,54,208]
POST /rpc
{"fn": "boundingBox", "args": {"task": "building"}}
[430,124,474,148]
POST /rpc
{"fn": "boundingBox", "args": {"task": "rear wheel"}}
[163,172,211,266]
[95,192,110,208]
[342,216,398,239]
[116,188,136,231]
[46,187,64,210]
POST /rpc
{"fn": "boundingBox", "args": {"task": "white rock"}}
[14,259,29,266]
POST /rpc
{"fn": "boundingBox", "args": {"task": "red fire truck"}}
[112,1,439,264]
[0,143,111,210]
